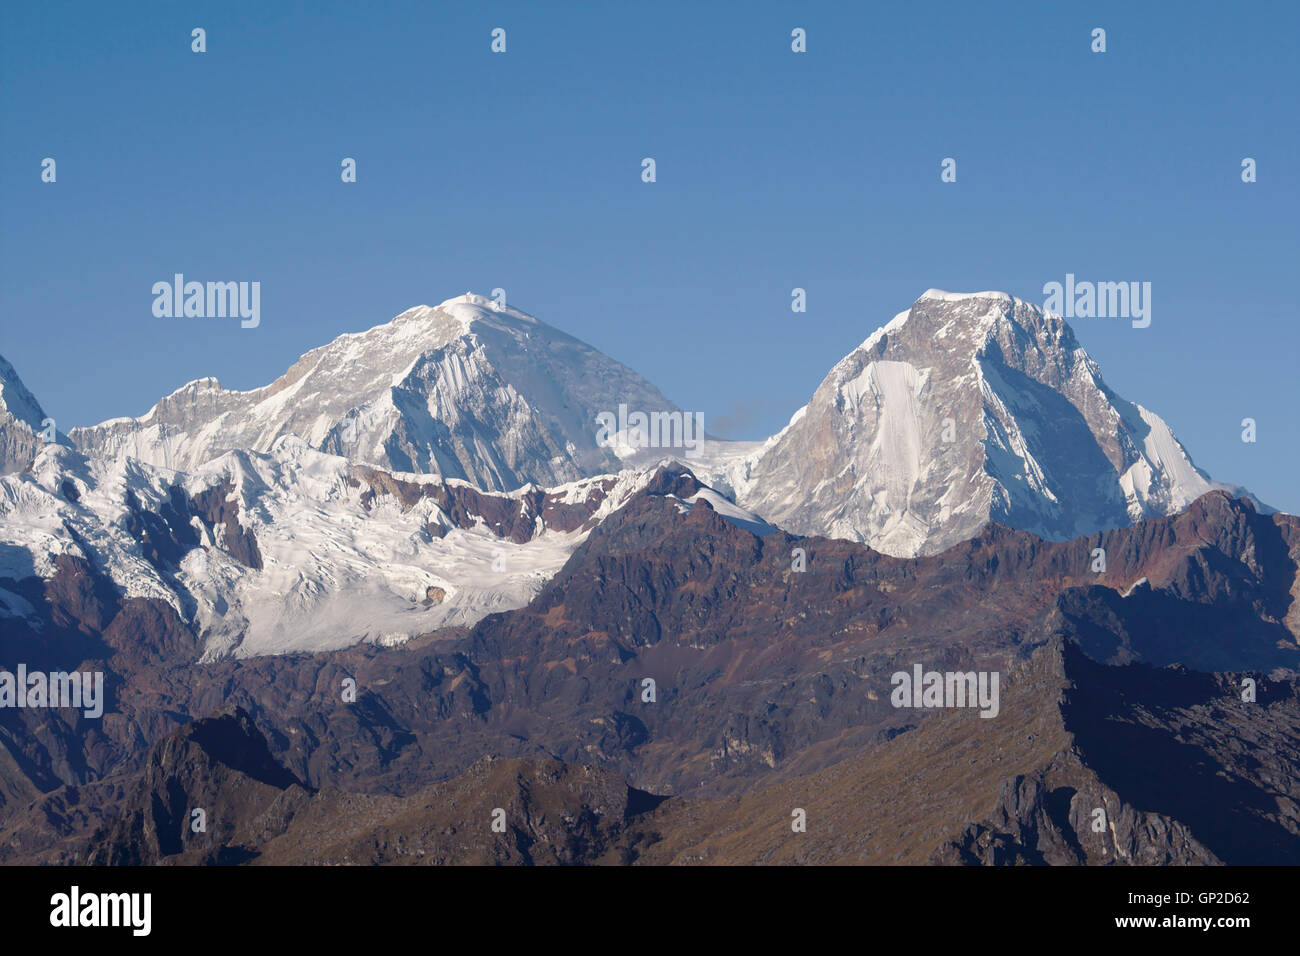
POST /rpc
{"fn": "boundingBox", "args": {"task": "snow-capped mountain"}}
[69,294,680,492]
[737,290,1226,556]
[0,354,58,474]
[0,438,655,658]
[0,287,1260,660]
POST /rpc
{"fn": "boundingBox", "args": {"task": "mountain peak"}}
[434,291,539,325]
[70,295,678,489]
[739,290,1222,556]
[0,353,59,473]
[0,353,47,432]
[853,288,1041,366]
[917,288,1016,305]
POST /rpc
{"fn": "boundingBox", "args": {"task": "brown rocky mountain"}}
[85,707,306,866]
[640,638,1300,866]
[66,636,1300,866]
[2,465,1298,864]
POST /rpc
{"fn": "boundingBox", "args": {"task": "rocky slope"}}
[86,707,307,866]
[66,638,1300,866]
[639,638,1299,866]
[0,354,61,474]
[72,708,661,866]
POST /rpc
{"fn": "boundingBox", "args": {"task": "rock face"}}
[85,707,308,866]
[253,756,665,866]
[639,638,1300,866]
[0,354,61,474]
[81,709,663,866]
[740,290,1227,556]
[930,640,1300,866]
[64,638,1300,866]
[68,294,680,491]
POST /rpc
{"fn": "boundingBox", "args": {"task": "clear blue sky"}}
[2,0,1296,511]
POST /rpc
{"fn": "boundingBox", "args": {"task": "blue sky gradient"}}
[2,0,1297,510]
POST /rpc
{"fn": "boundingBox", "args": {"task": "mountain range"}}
[2,289,1247,654]
[0,289,1294,866]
